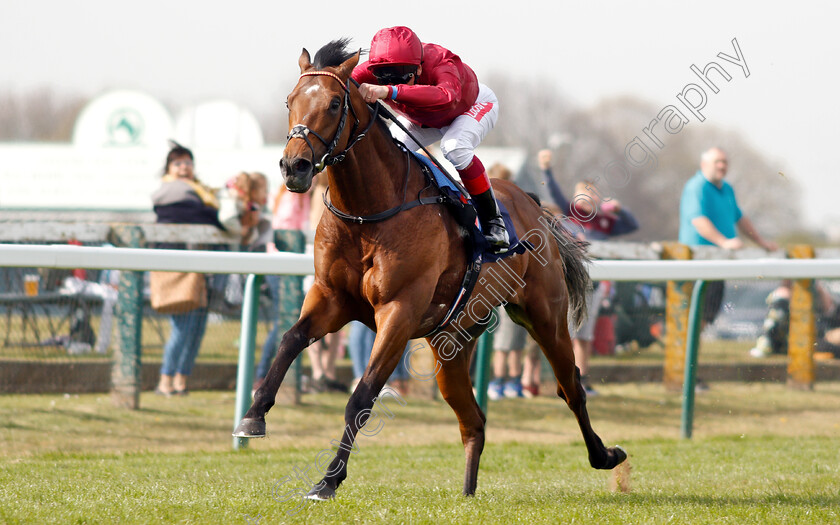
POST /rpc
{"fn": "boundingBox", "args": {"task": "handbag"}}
[149,272,207,314]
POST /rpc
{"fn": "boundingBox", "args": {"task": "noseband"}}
[287,70,379,173]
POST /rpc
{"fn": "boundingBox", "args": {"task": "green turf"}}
[1,439,838,524]
[2,383,840,523]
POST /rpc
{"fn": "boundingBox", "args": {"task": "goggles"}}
[372,65,417,85]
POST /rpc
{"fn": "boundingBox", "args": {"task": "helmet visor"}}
[371,65,417,85]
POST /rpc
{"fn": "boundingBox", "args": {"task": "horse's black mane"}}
[313,38,365,69]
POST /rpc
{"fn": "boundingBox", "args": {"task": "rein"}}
[371,100,470,198]
[322,145,446,224]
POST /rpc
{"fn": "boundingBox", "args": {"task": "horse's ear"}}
[336,50,361,80]
[299,48,312,73]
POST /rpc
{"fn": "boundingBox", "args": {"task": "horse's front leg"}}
[307,301,419,500]
[233,284,349,437]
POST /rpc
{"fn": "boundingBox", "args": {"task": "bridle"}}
[286,70,379,173]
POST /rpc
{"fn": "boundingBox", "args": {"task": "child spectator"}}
[219,171,270,247]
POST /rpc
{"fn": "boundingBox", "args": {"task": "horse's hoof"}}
[590,445,628,469]
[232,418,266,438]
[305,482,335,501]
[612,445,628,467]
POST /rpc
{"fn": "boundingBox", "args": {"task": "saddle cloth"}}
[410,151,528,263]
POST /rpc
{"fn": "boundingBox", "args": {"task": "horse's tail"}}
[538,207,592,329]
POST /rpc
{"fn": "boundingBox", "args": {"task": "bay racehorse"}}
[234,38,627,500]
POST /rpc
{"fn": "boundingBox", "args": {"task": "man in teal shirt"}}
[679,147,778,339]
[679,147,776,251]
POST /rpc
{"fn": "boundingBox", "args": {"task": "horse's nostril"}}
[293,159,312,175]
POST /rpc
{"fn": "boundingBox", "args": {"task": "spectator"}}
[348,321,410,396]
[308,174,328,231]
[244,172,272,248]
[520,339,542,398]
[58,261,120,354]
[93,267,121,354]
[151,142,224,397]
[488,309,527,399]
[217,172,272,312]
[307,331,348,393]
[484,163,529,399]
[679,147,777,331]
[750,280,840,359]
[540,149,639,396]
[254,179,311,391]
[219,172,271,248]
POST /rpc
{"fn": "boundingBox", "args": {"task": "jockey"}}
[352,26,510,253]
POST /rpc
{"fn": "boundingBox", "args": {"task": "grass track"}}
[2,439,838,524]
[2,383,840,523]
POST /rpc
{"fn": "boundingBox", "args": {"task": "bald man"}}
[679,147,777,327]
[679,147,776,251]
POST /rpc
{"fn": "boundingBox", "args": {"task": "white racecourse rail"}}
[3,244,840,281]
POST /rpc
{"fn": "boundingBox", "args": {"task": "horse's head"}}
[281,40,362,193]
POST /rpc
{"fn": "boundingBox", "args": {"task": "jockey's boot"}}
[472,187,510,253]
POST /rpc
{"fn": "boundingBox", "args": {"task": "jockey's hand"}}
[359,83,390,103]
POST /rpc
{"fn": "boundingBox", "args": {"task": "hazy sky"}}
[2,1,838,229]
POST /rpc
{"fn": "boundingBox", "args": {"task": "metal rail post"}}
[110,225,144,409]
[233,273,263,450]
[681,279,707,439]
[474,324,495,415]
[232,230,306,449]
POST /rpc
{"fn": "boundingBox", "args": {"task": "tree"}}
[0,88,86,142]
[484,81,801,242]
[481,73,574,153]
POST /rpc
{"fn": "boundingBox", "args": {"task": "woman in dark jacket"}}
[152,143,222,396]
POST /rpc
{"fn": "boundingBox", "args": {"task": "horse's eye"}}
[329,97,341,111]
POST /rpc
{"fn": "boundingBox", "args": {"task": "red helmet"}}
[369,26,423,67]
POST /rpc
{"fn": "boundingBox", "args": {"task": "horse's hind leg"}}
[510,299,626,470]
[430,336,486,495]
